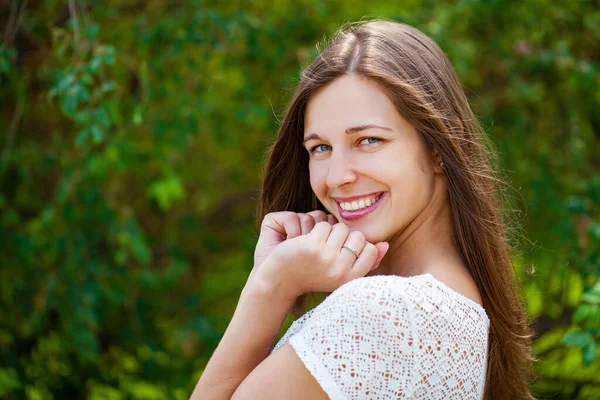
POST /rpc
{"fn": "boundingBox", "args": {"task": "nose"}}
[326,150,358,189]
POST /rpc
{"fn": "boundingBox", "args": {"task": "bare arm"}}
[190,277,295,400]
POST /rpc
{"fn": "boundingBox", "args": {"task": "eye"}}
[308,144,331,155]
[359,137,383,146]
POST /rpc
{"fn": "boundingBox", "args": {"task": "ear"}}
[431,148,444,175]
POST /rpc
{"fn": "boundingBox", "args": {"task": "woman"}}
[192,20,535,399]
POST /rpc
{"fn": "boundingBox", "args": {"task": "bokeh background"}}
[1,0,599,399]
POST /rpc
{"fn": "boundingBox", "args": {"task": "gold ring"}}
[342,245,360,259]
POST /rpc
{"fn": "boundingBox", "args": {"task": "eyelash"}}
[308,137,383,155]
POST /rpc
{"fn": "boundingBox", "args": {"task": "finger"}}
[263,211,302,240]
[309,221,333,243]
[307,210,327,225]
[370,242,390,272]
[325,222,350,250]
[327,214,338,225]
[260,212,299,240]
[350,242,379,279]
[338,231,367,265]
[297,213,316,235]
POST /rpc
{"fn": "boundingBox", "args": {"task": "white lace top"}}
[271,273,490,399]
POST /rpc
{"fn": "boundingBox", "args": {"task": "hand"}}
[255,219,389,301]
[253,210,337,270]
[246,211,337,291]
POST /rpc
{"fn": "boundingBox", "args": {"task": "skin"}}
[250,210,388,300]
[303,73,481,304]
[192,73,482,400]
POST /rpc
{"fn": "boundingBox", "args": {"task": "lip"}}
[332,191,384,203]
[336,192,386,221]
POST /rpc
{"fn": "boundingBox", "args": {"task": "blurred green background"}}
[1,0,599,399]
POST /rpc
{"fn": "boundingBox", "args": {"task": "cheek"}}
[372,154,431,204]
[393,162,435,210]
[309,163,327,197]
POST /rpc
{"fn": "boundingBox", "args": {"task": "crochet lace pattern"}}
[271,273,490,399]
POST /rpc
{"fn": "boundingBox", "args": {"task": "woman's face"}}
[303,74,437,243]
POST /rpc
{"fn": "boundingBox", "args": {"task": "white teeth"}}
[339,194,382,211]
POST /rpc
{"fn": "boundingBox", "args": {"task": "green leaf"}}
[96,107,112,128]
[573,304,595,324]
[562,330,593,348]
[83,24,100,41]
[127,217,152,264]
[0,367,21,396]
[131,236,151,264]
[63,93,78,115]
[80,72,93,85]
[589,309,600,329]
[76,129,90,145]
[590,223,600,240]
[90,125,104,144]
[132,104,144,126]
[582,291,600,305]
[565,196,586,214]
[56,73,75,94]
[525,283,543,318]
[566,271,584,306]
[582,340,598,367]
[90,56,102,72]
[0,45,16,75]
[147,176,185,211]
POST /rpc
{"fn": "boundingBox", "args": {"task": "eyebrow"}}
[302,124,393,146]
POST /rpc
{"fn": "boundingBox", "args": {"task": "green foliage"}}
[0,45,16,75]
[0,0,598,398]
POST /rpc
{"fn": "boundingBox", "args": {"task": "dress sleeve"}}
[279,277,419,400]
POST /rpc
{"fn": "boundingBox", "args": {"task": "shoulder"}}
[328,273,430,302]
[332,273,476,311]
[288,273,489,347]
[305,274,419,323]
[426,266,484,307]
[323,274,490,335]
[293,273,489,329]
[264,275,489,399]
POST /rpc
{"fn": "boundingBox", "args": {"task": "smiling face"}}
[303,74,438,243]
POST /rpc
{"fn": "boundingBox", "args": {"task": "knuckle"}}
[264,211,291,223]
[363,242,377,256]
[334,222,349,233]
[349,230,365,241]
[301,214,314,224]
[308,210,326,219]
[326,267,344,281]
[261,212,274,224]
[315,221,330,229]
[275,211,291,218]
[262,211,283,228]
[305,241,319,256]
[321,250,336,264]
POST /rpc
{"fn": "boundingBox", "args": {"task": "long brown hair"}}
[258,19,535,399]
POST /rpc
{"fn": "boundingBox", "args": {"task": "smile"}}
[335,192,386,221]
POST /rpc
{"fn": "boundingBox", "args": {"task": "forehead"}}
[304,74,406,135]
